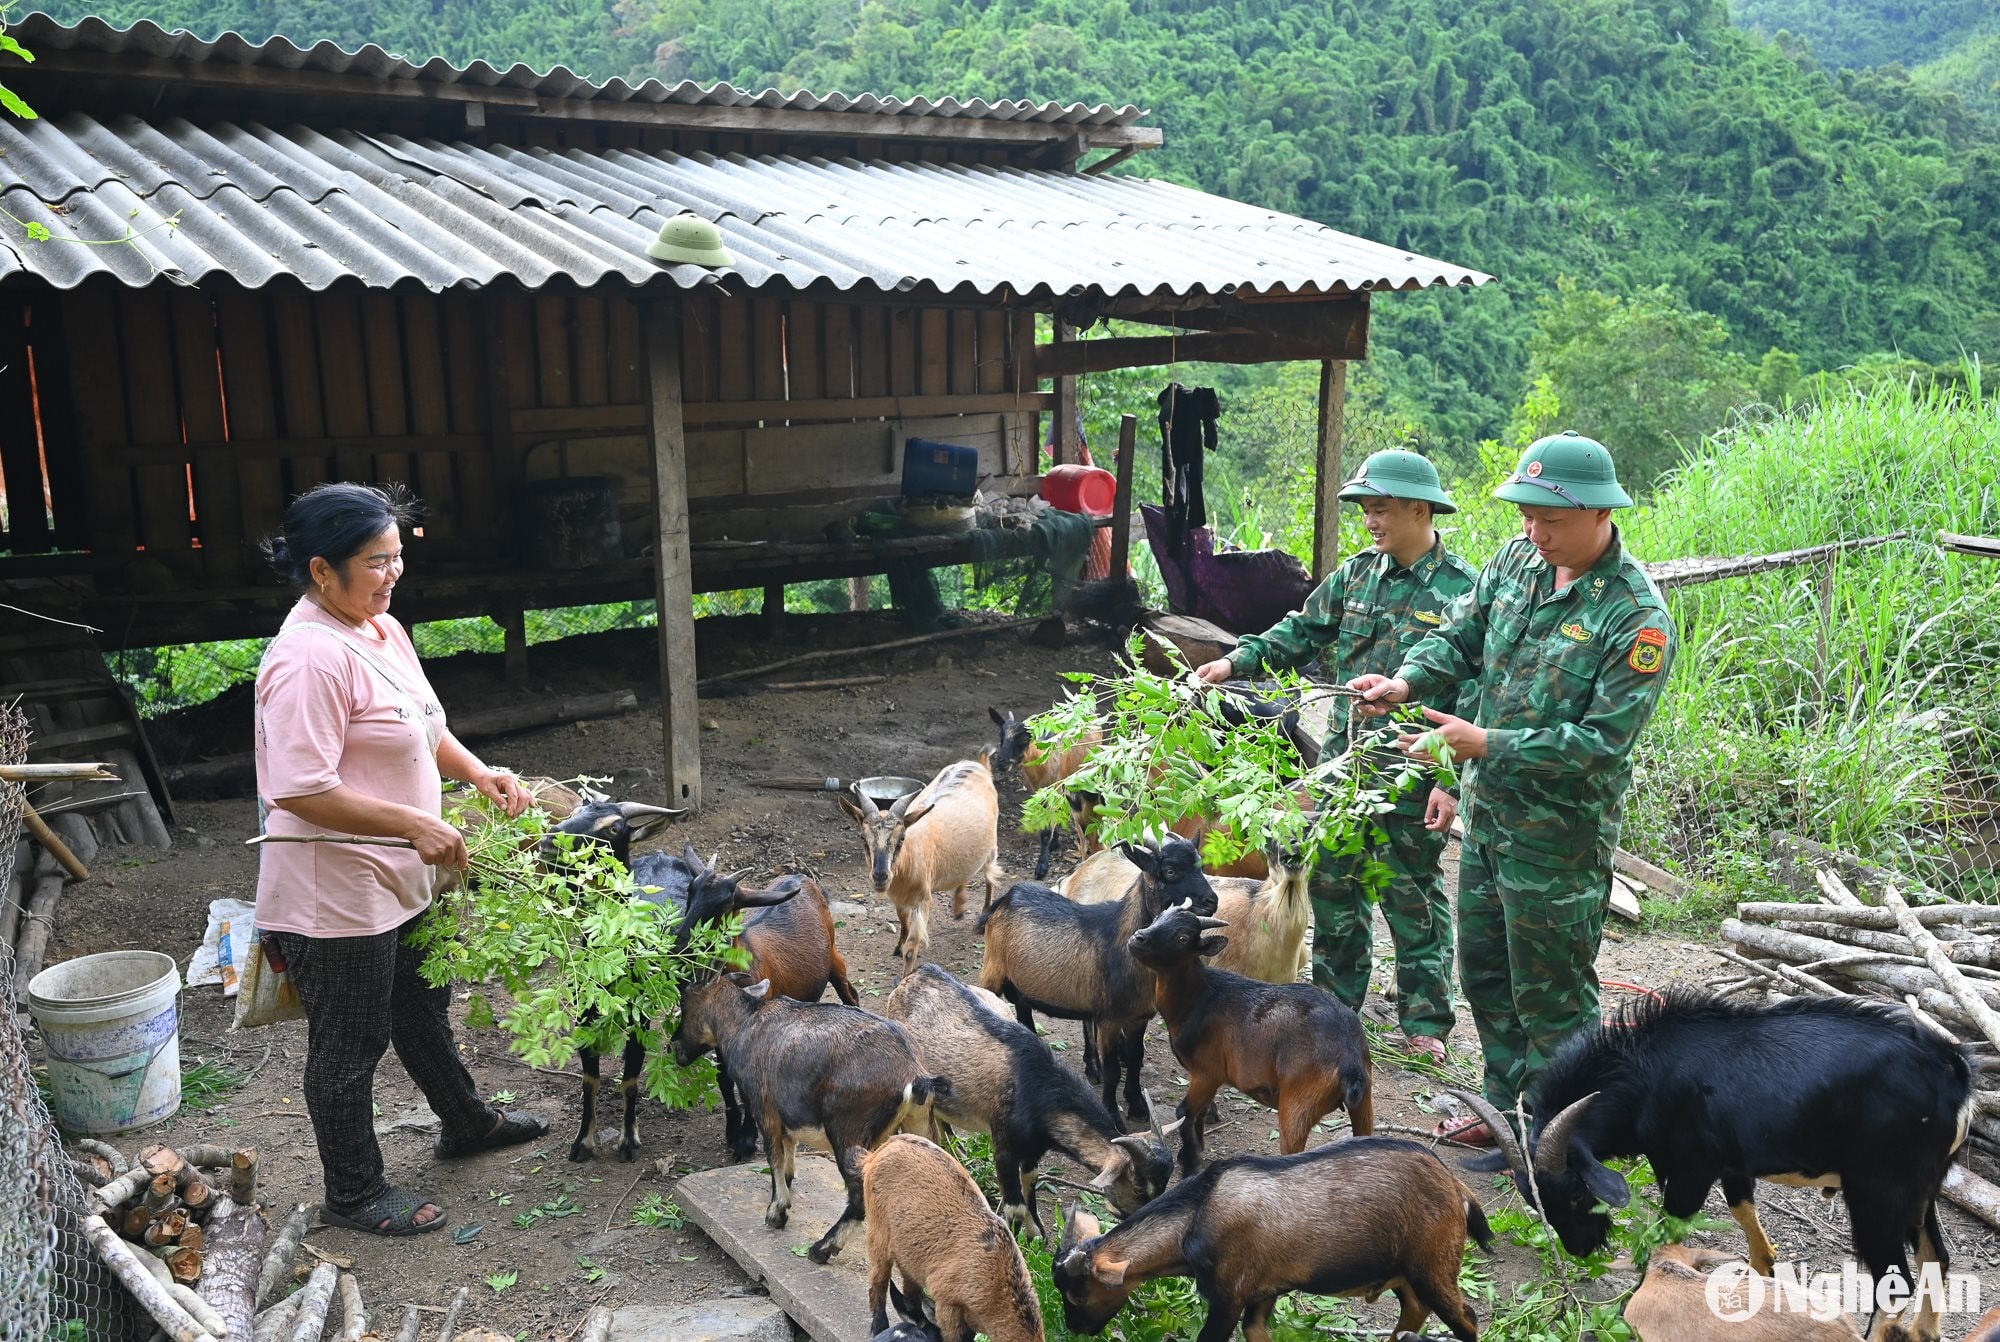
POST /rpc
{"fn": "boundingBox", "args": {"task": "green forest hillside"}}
[1730,0,2000,120]
[27,0,2000,475]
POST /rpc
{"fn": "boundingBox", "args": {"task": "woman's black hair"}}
[262,482,420,589]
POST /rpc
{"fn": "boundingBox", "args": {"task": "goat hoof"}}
[567,1142,596,1163]
[617,1141,641,1163]
[765,1205,789,1230]
[728,1137,759,1164]
[806,1241,837,1265]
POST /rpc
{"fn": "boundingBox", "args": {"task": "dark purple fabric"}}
[1141,505,1314,635]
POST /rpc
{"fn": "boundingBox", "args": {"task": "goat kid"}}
[989,706,1101,880]
[863,1134,1045,1342]
[1053,1137,1491,1342]
[839,753,1004,976]
[1625,1246,1865,1342]
[1454,991,1976,1342]
[881,964,1176,1238]
[671,975,948,1263]
[1128,902,1372,1172]
[869,1278,945,1342]
[1067,842,1313,984]
[978,836,1218,1124]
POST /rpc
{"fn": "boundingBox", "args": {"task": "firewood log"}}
[168,1282,228,1339]
[144,1173,179,1214]
[125,1206,157,1240]
[180,1223,207,1256]
[230,1149,258,1206]
[75,1154,115,1185]
[251,1295,299,1342]
[145,1209,190,1248]
[577,1307,613,1342]
[166,1246,204,1285]
[183,1179,215,1220]
[334,1274,366,1342]
[77,1137,131,1175]
[173,1144,241,1169]
[1943,1165,2000,1232]
[284,1263,339,1342]
[436,1286,469,1342]
[96,1165,152,1212]
[79,1210,211,1342]
[198,1197,267,1342]
[142,1145,187,1182]
[390,1307,418,1342]
[1765,919,2000,969]
[1737,900,2000,930]
[256,1206,310,1308]
[1878,882,2000,1054]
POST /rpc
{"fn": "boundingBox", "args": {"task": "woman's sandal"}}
[434,1110,550,1160]
[320,1186,447,1238]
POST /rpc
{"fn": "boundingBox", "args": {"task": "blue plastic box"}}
[901,438,980,498]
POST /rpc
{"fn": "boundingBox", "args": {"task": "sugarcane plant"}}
[412,791,746,1109]
[1020,634,1453,880]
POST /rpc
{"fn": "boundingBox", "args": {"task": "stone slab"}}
[677,1157,872,1342]
[609,1299,793,1342]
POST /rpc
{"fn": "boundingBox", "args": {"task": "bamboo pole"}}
[22,799,89,880]
[695,615,1046,689]
[1877,882,2000,1054]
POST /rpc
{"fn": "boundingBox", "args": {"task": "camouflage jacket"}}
[1229,536,1477,802]
[1394,530,1675,870]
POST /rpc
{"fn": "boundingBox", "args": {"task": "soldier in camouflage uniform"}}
[1350,432,1675,1137]
[1195,450,1475,1061]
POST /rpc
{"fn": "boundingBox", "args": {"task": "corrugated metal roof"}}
[10,11,1143,125]
[0,111,1495,297]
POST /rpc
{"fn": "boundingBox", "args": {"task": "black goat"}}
[881,964,1176,1239]
[1455,991,1976,1342]
[977,836,1218,1125]
[671,974,948,1264]
[1052,1138,1491,1342]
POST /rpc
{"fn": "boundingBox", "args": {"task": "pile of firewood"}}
[1713,858,2000,1232]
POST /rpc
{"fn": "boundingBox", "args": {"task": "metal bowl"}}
[853,775,925,807]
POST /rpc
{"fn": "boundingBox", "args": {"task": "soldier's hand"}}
[1192,659,1235,685]
[1397,706,1489,761]
[1423,787,1459,833]
[1348,673,1410,716]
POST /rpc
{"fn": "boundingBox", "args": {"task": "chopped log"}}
[1878,881,2000,1055]
[142,1144,188,1181]
[436,1286,469,1342]
[12,872,65,993]
[256,1206,310,1308]
[334,1274,366,1342]
[182,1179,215,1219]
[146,1209,191,1247]
[77,1137,131,1175]
[169,1282,228,1339]
[180,1223,207,1256]
[72,1156,113,1187]
[284,1263,339,1342]
[251,1295,300,1342]
[1721,920,2000,1010]
[199,1198,267,1342]
[170,1145,242,1169]
[389,1307,418,1342]
[79,1210,212,1342]
[1903,994,1962,1044]
[1812,867,1865,909]
[1942,1165,2000,1232]
[96,1164,153,1211]
[1737,901,2000,930]
[124,1205,158,1239]
[166,1246,204,1285]
[1766,919,2000,969]
[145,1173,180,1214]
[229,1150,258,1206]
[577,1306,613,1342]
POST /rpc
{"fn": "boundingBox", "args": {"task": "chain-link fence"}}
[0,704,139,1342]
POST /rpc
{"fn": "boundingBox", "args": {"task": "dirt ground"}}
[43,616,2000,1339]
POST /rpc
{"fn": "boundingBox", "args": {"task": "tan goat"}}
[1062,845,1312,983]
[1626,1246,1867,1342]
[863,1134,1045,1342]
[840,753,1003,977]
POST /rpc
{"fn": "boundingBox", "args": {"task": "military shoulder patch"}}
[1629,626,1668,673]
[1414,609,1443,626]
[1559,621,1592,643]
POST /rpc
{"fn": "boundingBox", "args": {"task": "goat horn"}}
[617,802,685,820]
[1447,1089,1530,1178]
[1195,916,1230,930]
[721,867,754,886]
[1143,1090,1165,1144]
[1054,1202,1076,1256]
[706,851,721,874]
[1533,1092,1600,1180]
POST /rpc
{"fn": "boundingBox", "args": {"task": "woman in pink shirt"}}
[255,483,544,1237]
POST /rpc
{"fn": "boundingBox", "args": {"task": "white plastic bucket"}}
[27,950,183,1135]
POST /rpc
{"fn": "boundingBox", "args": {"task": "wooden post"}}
[1311,359,1348,581]
[645,301,702,808]
[1051,322,1078,467]
[847,576,872,612]
[1111,413,1137,580]
[498,600,528,686]
[762,583,786,637]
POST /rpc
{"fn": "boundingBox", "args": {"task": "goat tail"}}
[1463,1195,1494,1252]
[975,891,1011,934]
[1340,1060,1370,1113]
[898,1074,955,1136]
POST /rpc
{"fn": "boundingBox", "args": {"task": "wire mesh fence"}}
[0,704,140,1342]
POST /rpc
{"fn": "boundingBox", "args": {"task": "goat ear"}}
[837,795,867,824]
[1197,933,1230,958]
[989,706,1007,727]
[682,843,705,871]
[900,800,936,830]
[737,877,802,907]
[1092,1257,1129,1288]
[1577,1151,1631,1209]
[1088,1150,1128,1190]
[1071,1210,1102,1241]
[740,978,773,1000]
[1116,841,1158,875]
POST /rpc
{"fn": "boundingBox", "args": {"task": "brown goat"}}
[863,1135,1045,1342]
[1128,902,1371,1171]
[1052,1137,1490,1342]
[1626,1246,1867,1342]
[991,707,1102,880]
[1068,846,1312,984]
[840,754,1003,976]
[1963,1307,2000,1342]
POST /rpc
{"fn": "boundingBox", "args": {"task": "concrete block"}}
[609,1300,792,1342]
[677,1157,872,1342]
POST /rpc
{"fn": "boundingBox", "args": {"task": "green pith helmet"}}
[1336,448,1457,514]
[646,214,734,268]
[1493,430,1633,509]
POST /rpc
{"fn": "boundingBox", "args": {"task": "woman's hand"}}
[402,811,470,869]
[1192,658,1235,685]
[472,768,532,818]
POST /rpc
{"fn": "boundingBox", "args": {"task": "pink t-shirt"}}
[253,599,448,937]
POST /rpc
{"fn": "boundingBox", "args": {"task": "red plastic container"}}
[1041,464,1117,516]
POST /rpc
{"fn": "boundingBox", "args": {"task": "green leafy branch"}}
[411,793,748,1112]
[1021,634,1445,873]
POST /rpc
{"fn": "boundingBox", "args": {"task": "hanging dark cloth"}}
[1157,383,1220,556]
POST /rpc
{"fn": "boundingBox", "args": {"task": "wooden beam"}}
[106,434,486,467]
[1083,145,1141,176]
[496,95,1164,150]
[1311,359,1348,582]
[1034,325,1367,379]
[19,48,542,108]
[1111,413,1137,580]
[644,300,703,809]
[511,391,1054,438]
[1050,323,1077,466]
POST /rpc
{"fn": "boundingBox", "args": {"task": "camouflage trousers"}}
[1310,816,1455,1040]
[1456,838,1609,1109]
